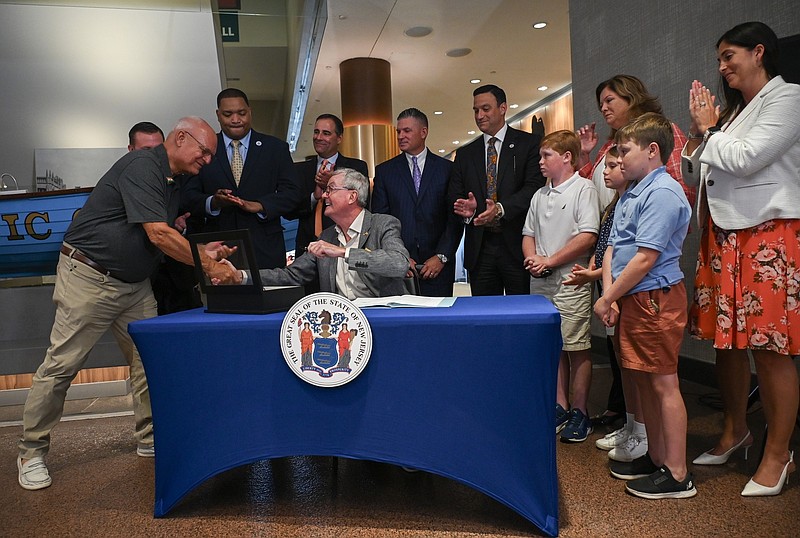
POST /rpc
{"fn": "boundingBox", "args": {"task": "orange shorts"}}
[615,282,687,375]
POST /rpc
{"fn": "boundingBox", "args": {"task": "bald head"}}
[164,116,218,176]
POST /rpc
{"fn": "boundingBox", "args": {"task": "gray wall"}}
[0,1,223,374]
[569,1,800,363]
[0,1,223,190]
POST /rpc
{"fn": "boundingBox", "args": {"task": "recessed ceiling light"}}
[446,48,472,58]
[404,26,432,38]
[532,22,547,29]
[467,130,476,135]
[338,15,347,20]
[509,104,519,109]
[452,140,460,145]
[438,149,446,153]
[434,111,443,115]
[538,85,548,91]
[470,79,481,84]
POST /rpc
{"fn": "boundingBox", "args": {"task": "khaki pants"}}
[18,253,157,459]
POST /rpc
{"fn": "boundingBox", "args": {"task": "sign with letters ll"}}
[281,293,373,388]
[219,12,239,42]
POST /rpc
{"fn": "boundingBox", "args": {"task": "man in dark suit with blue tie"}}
[372,108,462,296]
[183,88,302,269]
[448,84,545,296]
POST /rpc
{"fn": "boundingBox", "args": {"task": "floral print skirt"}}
[690,217,800,355]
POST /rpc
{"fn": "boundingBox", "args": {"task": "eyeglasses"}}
[183,130,214,159]
[323,185,355,195]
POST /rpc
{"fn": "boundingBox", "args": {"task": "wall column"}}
[338,58,398,177]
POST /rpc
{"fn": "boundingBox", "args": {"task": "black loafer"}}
[590,412,624,427]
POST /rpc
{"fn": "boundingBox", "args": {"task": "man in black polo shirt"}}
[16,117,237,491]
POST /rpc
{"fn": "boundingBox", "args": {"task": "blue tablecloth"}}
[129,295,562,536]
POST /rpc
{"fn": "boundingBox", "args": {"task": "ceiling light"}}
[438,149,446,153]
[532,22,547,29]
[509,104,519,109]
[434,111,443,115]
[446,48,472,58]
[537,85,548,91]
[467,130,475,135]
[404,26,432,38]
[470,79,481,84]
[452,140,460,145]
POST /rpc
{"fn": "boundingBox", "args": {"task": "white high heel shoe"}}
[692,431,752,465]
[741,451,795,497]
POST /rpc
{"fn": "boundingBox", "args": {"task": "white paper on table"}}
[352,295,457,308]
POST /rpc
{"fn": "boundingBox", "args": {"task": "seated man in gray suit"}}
[235,168,410,298]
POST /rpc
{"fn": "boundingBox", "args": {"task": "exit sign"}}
[220,12,239,42]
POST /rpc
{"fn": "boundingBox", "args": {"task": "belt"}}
[60,244,111,276]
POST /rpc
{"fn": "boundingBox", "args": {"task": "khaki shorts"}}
[616,282,687,375]
[531,271,592,352]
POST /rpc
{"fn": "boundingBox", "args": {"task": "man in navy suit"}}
[373,108,462,296]
[183,88,301,269]
[291,114,369,257]
[448,84,545,296]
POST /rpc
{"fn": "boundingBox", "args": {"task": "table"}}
[128,295,562,536]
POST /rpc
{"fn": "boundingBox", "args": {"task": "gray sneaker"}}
[18,456,52,490]
[609,434,648,462]
[137,444,155,458]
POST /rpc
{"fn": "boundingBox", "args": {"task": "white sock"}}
[633,420,647,438]
[625,413,635,433]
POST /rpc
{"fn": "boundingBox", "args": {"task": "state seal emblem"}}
[280,292,373,387]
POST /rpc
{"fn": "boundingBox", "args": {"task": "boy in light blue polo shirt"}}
[593,113,694,499]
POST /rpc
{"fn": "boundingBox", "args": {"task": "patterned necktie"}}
[314,159,330,238]
[231,140,243,186]
[486,136,498,201]
[412,155,421,193]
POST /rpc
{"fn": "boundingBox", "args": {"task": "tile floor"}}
[1,364,798,537]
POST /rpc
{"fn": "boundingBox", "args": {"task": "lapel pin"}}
[256,140,262,146]
[509,143,515,149]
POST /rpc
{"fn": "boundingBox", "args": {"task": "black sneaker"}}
[559,408,593,443]
[610,452,658,480]
[626,465,697,499]
[555,404,569,434]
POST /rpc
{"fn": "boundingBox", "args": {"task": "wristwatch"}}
[436,254,448,264]
[703,126,721,143]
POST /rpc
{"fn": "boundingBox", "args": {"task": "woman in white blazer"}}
[682,21,800,497]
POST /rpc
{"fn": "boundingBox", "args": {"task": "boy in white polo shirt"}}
[522,130,600,442]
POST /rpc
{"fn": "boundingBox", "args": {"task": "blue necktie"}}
[412,155,421,193]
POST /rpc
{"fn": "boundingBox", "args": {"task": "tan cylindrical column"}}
[339,58,398,177]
